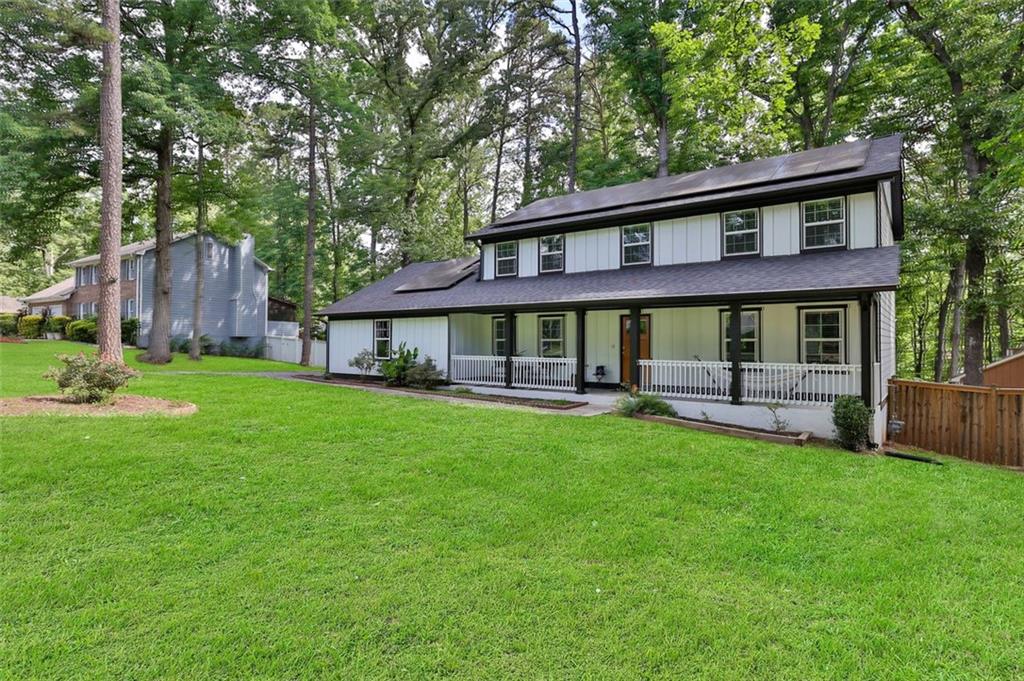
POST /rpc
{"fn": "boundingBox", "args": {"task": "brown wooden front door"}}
[620,314,651,386]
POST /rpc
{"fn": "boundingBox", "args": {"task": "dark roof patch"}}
[394,256,478,293]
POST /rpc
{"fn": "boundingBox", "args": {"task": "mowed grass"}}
[2,342,1024,678]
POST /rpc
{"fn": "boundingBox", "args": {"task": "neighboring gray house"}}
[64,233,270,348]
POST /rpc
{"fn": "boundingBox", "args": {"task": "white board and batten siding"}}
[480,191,881,279]
[327,317,449,376]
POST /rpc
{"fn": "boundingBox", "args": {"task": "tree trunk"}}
[142,124,173,363]
[521,88,534,206]
[913,313,925,378]
[189,138,206,361]
[320,137,340,302]
[949,260,965,377]
[995,267,1010,358]
[490,123,506,223]
[962,235,986,384]
[656,110,669,177]
[566,0,582,193]
[97,0,123,363]
[301,82,317,367]
[933,263,960,380]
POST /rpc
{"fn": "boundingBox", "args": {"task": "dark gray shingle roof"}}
[467,135,902,241]
[319,246,901,318]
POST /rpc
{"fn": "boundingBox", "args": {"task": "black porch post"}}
[629,306,640,390]
[504,310,514,389]
[324,316,330,375]
[729,301,742,405]
[575,308,586,394]
[860,293,873,407]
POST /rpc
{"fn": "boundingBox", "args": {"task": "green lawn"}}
[2,341,1023,678]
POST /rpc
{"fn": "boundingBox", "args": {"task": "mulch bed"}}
[0,394,197,417]
[635,413,811,446]
[297,375,588,410]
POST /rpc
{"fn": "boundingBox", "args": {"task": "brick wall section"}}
[68,270,138,317]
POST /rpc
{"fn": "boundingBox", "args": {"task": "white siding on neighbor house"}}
[762,203,801,257]
[328,317,449,375]
[518,238,539,277]
[878,180,895,246]
[653,213,720,265]
[848,192,877,249]
[565,227,620,273]
[481,243,495,280]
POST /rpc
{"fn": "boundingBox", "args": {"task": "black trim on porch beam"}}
[729,301,742,405]
[504,310,514,389]
[860,293,873,407]
[575,308,586,394]
[629,306,640,390]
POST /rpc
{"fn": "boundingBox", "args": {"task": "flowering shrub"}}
[44,353,139,403]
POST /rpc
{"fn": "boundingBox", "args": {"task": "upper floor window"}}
[76,265,98,286]
[121,258,136,281]
[801,308,845,364]
[721,309,760,362]
[802,198,846,249]
[723,209,759,257]
[492,316,507,356]
[495,241,517,277]
[538,315,565,357]
[621,224,651,266]
[373,319,391,359]
[539,235,564,273]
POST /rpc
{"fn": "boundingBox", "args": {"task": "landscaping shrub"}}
[406,355,445,390]
[169,335,190,353]
[17,314,44,338]
[833,395,873,451]
[615,391,678,418]
[218,338,265,358]
[121,318,139,345]
[348,348,376,379]
[0,313,18,337]
[44,352,139,403]
[66,319,98,344]
[379,342,418,386]
[46,316,72,335]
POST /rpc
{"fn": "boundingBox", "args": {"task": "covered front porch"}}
[448,297,876,410]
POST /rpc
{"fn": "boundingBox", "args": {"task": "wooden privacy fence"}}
[888,379,1024,467]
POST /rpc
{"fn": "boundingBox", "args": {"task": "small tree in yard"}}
[44,353,139,403]
[348,349,376,379]
[833,396,873,451]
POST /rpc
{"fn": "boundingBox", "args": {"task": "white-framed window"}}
[492,316,507,356]
[78,302,97,318]
[801,308,845,364]
[122,258,136,281]
[622,224,651,265]
[539,235,564,273]
[721,309,760,362]
[121,298,136,319]
[723,209,759,256]
[495,241,517,277]
[373,319,391,359]
[802,197,846,249]
[90,265,98,284]
[538,315,565,358]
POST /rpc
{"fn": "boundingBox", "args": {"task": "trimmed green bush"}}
[17,314,44,338]
[46,316,72,334]
[44,352,139,403]
[121,318,140,345]
[615,391,678,418]
[406,356,446,390]
[66,319,98,344]
[379,343,419,386]
[0,313,18,337]
[832,395,873,451]
[218,339,265,358]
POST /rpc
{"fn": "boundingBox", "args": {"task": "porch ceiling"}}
[319,245,900,319]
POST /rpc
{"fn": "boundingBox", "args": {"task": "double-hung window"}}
[802,198,846,249]
[622,224,651,265]
[121,258,137,281]
[495,242,517,277]
[538,316,564,358]
[721,309,760,362]
[801,308,845,364]
[373,319,391,359]
[539,235,564,273]
[492,317,507,356]
[723,209,759,257]
[121,298,136,319]
[90,265,98,284]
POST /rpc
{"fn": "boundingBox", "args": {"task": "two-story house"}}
[25,233,271,349]
[319,136,903,439]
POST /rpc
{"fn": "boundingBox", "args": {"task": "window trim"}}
[721,208,761,258]
[537,314,566,358]
[495,241,518,278]
[620,223,653,267]
[800,197,848,252]
[491,315,507,357]
[538,234,565,274]
[797,305,848,364]
[372,319,392,360]
[123,258,137,281]
[718,308,762,363]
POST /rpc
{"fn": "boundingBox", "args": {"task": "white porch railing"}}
[450,355,506,386]
[450,355,577,391]
[510,356,577,391]
[638,359,861,406]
